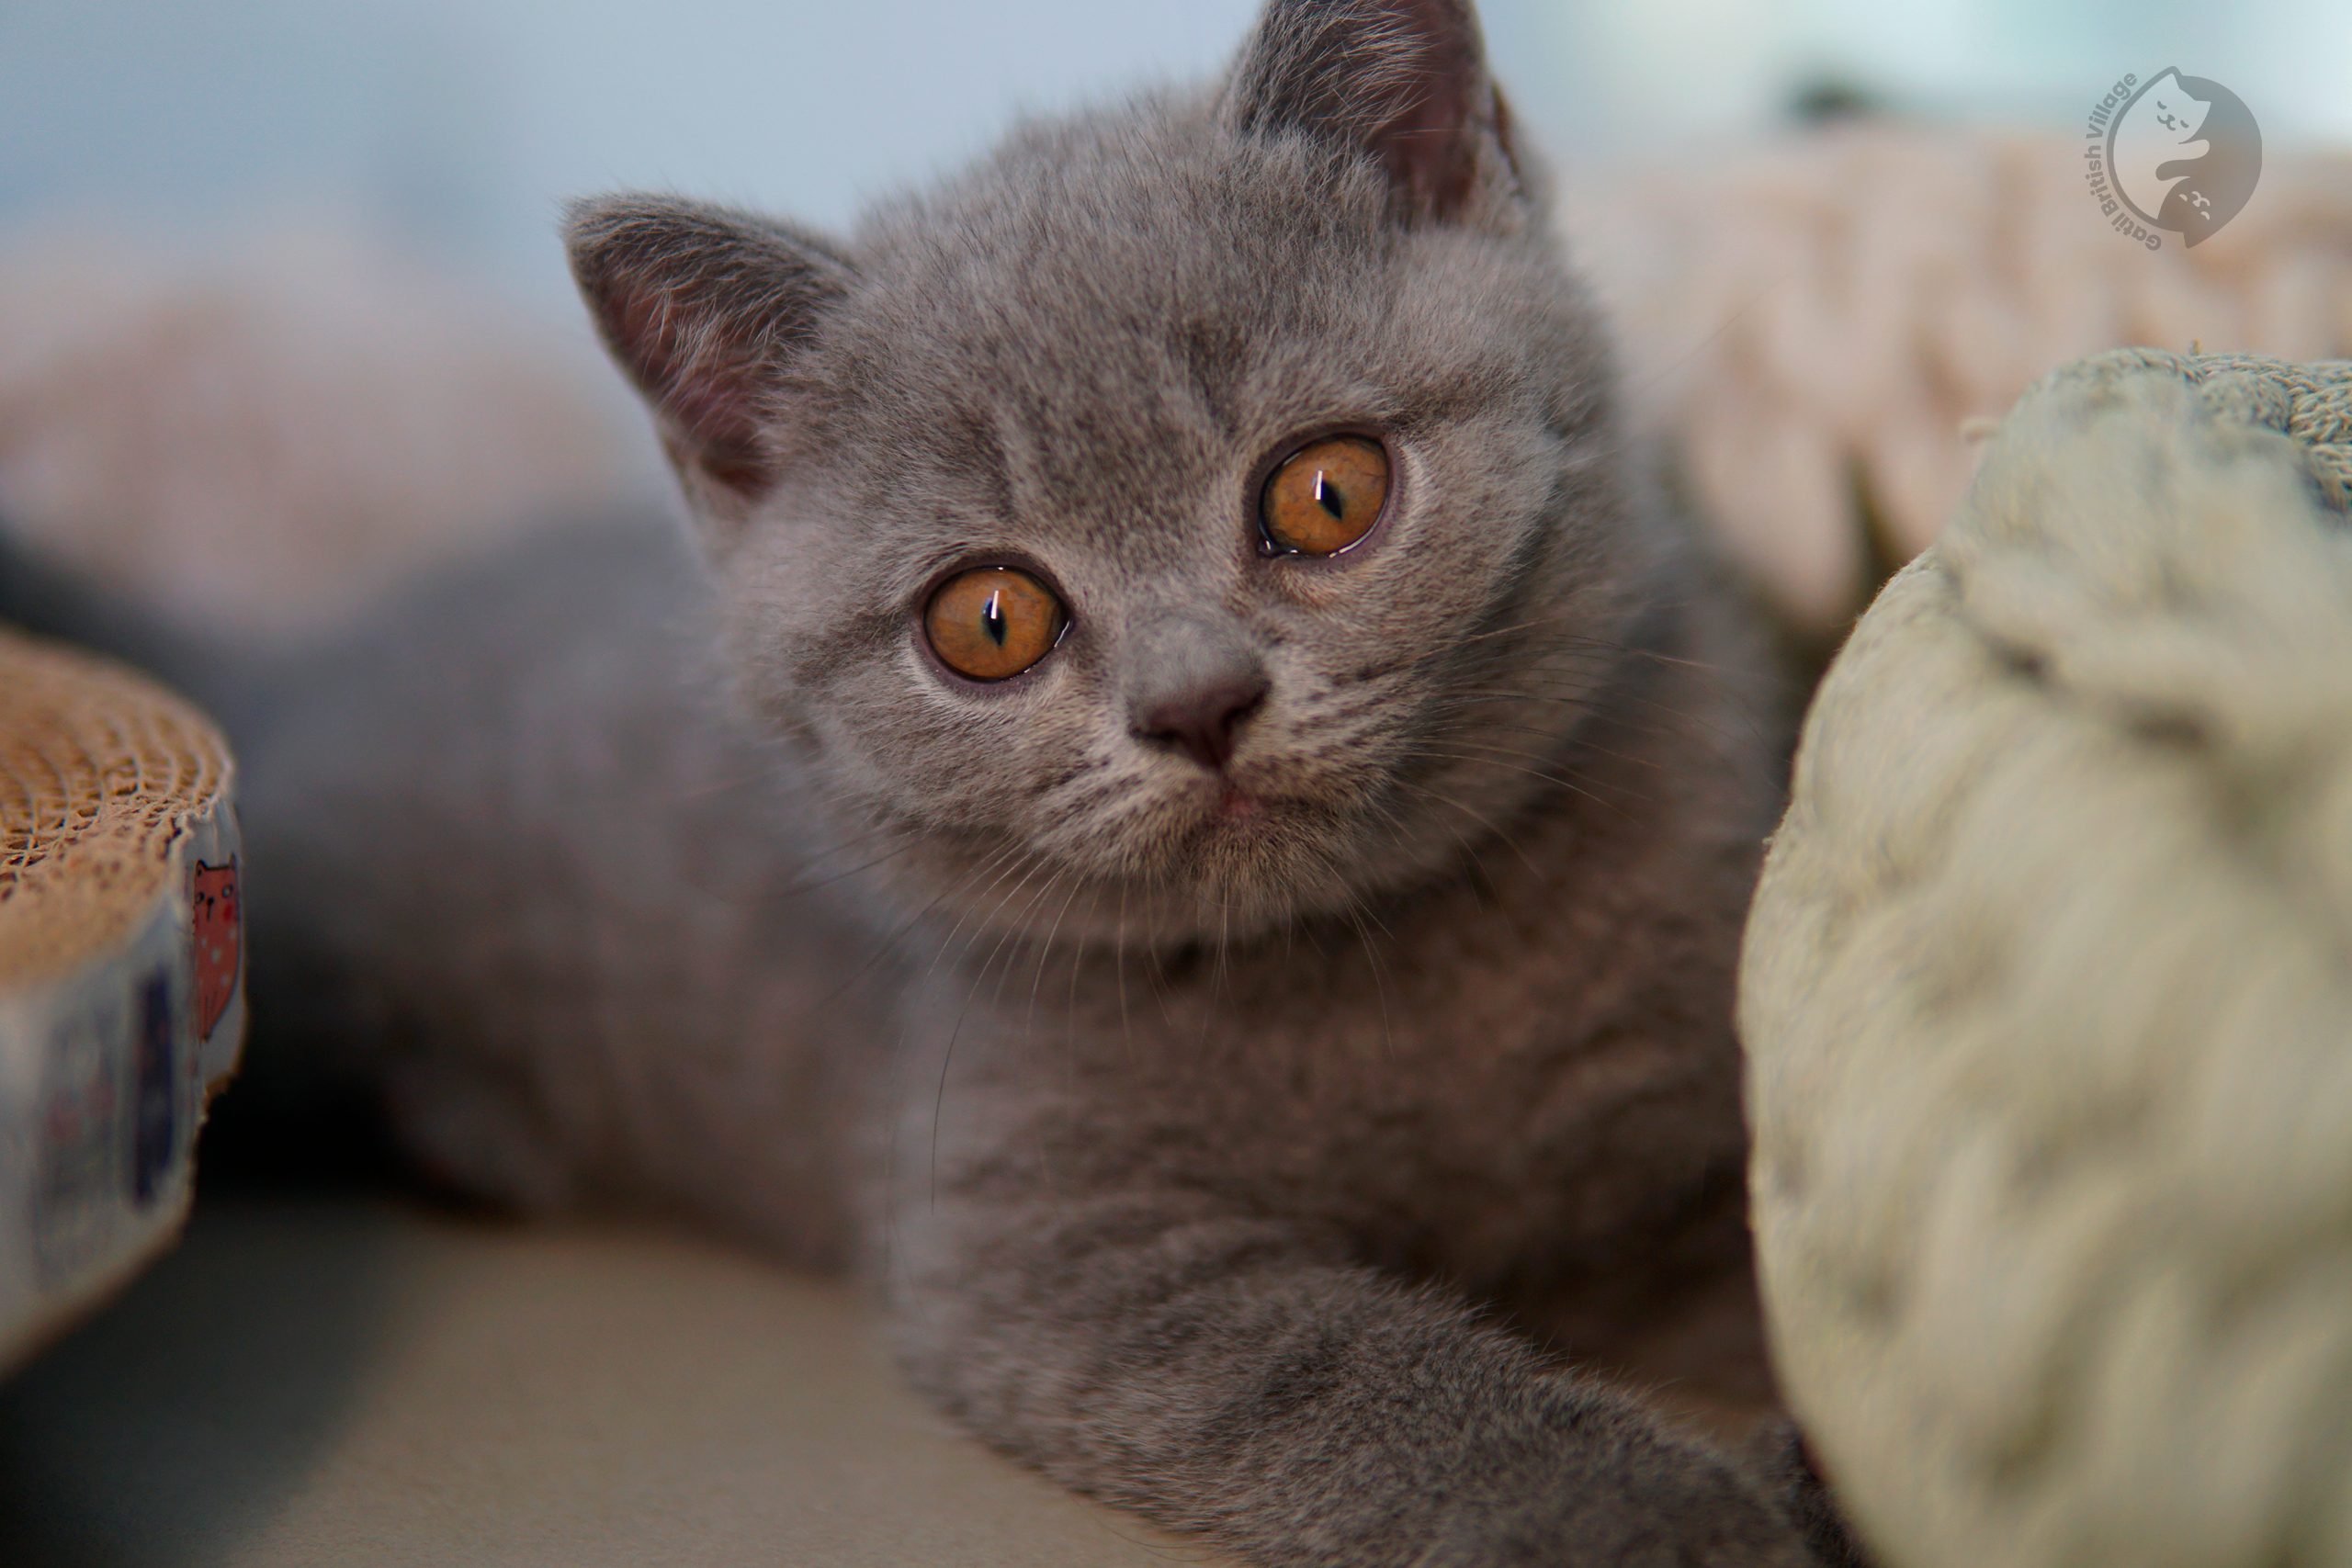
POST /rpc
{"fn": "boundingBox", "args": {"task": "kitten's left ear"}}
[1225,0,1522,224]
[566,196,854,538]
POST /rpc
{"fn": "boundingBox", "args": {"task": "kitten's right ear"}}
[1226,0,1521,226]
[565,196,853,536]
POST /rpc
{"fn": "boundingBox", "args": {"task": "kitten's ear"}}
[1226,0,1521,224]
[566,196,853,535]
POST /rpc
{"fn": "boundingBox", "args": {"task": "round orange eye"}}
[1260,435,1390,556]
[923,567,1067,682]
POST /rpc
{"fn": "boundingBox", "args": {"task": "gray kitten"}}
[74,0,1854,1561]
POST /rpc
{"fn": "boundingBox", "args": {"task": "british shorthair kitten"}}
[174,0,1853,1562]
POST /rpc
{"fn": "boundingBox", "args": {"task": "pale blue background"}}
[2,0,2345,317]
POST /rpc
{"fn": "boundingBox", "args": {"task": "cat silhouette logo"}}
[190,859,241,1041]
[2088,69,2261,250]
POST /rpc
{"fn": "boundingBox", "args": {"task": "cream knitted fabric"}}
[1742,349,2352,1567]
[1572,129,2352,640]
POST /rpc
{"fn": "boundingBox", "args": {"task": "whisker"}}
[1025,870,1088,1049]
[929,848,1051,1205]
[803,833,1027,1014]
[770,832,922,901]
[1404,742,1640,819]
[1343,905,1395,1064]
[1389,777,1542,879]
[1419,714,1671,777]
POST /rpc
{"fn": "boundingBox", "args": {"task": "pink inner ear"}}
[607,285,775,497]
[1368,0,1488,220]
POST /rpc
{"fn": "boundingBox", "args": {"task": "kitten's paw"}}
[1418,1438,1816,1568]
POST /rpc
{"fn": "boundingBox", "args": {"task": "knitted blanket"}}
[1569,130,2352,642]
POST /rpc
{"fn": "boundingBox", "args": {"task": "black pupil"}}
[1313,471,1346,519]
[981,588,1008,646]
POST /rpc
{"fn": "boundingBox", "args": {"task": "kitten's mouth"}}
[1166,775,1293,844]
[1149,767,1347,874]
[1188,780,1337,853]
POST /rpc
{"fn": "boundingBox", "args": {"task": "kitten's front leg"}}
[878,1107,1815,1566]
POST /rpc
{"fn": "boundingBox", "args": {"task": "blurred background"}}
[3,0,2350,645]
[6,0,2349,323]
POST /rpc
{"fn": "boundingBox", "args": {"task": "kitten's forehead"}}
[830,103,1425,556]
[808,97,1597,605]
[867,100,1396,364]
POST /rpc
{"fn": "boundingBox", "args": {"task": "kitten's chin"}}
[917,797,1433,951]
[849,750,1531,951]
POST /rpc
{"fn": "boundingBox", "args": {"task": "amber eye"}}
[1260,435,1390,556]
[923,566,1067,682]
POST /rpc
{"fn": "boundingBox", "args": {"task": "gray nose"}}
[1126,616,1269,774]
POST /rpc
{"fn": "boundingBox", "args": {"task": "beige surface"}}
[0,1197,1227,1566]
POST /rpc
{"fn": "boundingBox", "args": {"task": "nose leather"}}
[1126,615,1269,774]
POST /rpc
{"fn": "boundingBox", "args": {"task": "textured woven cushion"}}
[0,626,243,1371]
[1743,349,2352,1568]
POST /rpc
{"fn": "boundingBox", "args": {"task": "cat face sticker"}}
[190,859,241,1041]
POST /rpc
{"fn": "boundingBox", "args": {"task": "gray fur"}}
[210,0,1856,1561]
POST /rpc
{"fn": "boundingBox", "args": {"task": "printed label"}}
[190,859,240,1042]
